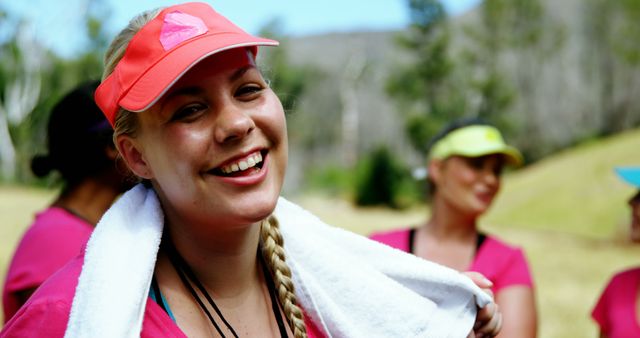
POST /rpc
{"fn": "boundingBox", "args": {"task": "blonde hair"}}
[261,216,308,338]
[102,8,308,336]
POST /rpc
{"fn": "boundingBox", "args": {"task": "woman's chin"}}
[236,196,279,222]
[467,204,490,218]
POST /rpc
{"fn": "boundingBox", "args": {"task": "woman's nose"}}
[214,105,256,143]
[482,168,499,186]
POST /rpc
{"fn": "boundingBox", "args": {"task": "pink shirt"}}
[2,207,93,322]
[369,228,534,293]
[0,253,325,337]
[592,267,640,338]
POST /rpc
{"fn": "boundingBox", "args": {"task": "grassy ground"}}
[293,194,640,338]
[0,185,55,324]
[2,129,640,335]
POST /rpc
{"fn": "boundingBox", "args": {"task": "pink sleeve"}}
[368,228,411,252]
[3,211,92,321]
[6,219,91,292]
[1,299,69,337]
[591,277,615,334]
[492,248,533,292]
[471,237,534,294]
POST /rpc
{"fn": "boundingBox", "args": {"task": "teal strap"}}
[150,277,177,322]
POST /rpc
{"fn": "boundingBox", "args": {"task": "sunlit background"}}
[1,1,640,337]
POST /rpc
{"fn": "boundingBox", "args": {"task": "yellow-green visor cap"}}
[429,125,523,167]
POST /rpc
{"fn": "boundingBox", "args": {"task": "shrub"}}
[354,146,421,209]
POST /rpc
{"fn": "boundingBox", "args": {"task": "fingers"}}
[464,271,501,337]
[475,301,496,324]
[476,311,502,338]
[474,302,502,338]
[463,271,494,290]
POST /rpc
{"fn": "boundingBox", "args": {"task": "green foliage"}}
[462,0,565,160]
[387,0,466,156]
[354,146,420,209]
[581,0,640,138]
[258,19,320,115]
[0,1,110,183]
[304,164,355,197]
[611,0,640,65]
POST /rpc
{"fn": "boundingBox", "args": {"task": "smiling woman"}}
[371,118,538,338]
[1,2,500,338]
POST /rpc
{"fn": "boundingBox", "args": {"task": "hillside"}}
[277,0,640,193]
[485,128,640,239]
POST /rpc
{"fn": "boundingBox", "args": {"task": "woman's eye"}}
[468,158,485,170]
[236,85,262,98]
[493,165,504,176]
[171,104,206,122]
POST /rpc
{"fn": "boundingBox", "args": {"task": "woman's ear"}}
[115,135,153,179]
[428,159,443,185]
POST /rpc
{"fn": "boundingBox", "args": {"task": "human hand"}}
[463,271,502,338]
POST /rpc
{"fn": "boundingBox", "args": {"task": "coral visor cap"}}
[95,2,278,126]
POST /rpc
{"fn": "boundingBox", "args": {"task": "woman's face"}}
[628,191,640,243]
[430,154,504,217]
[118,48,287,229]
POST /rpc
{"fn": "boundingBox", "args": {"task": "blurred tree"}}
[386,0,466,156]
[582,0,640,137]
[258,19,326,149]
[465,0,564,161]
[258,19,316,115]
[354,145,412,208]
[338,52,367,167]
[0,16,45,181]
[257,18,340,181]
[0,0,111,183]
[460,0,515,136]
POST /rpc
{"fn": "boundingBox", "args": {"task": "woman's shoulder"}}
[5,207,92,287]
[368,227,413,250]
[29,255,83,300]
[480,234,524,254]
[369,227,412,240]
[473,233,534,290]
[607,266,640,286]
[30,207,94,232]
[476,233,530,269]
[18,207,93,248]
[1,256,83,335]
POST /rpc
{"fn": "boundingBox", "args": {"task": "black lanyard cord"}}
[166,243,233,338]
[163,238,290,338]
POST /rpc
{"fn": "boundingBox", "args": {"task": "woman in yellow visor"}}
[371,118,537,338]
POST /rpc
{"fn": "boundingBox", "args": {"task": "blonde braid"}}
[260,216,308,338]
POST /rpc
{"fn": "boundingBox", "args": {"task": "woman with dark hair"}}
[592,167,640,338]
[371,118,537,338]
[2,80,131,322]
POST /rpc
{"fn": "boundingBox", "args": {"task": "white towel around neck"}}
[65,184,491,338]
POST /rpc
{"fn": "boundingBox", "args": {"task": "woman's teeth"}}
[220,152,263,174]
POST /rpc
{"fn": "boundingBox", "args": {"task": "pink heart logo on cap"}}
[159,11,208,51]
